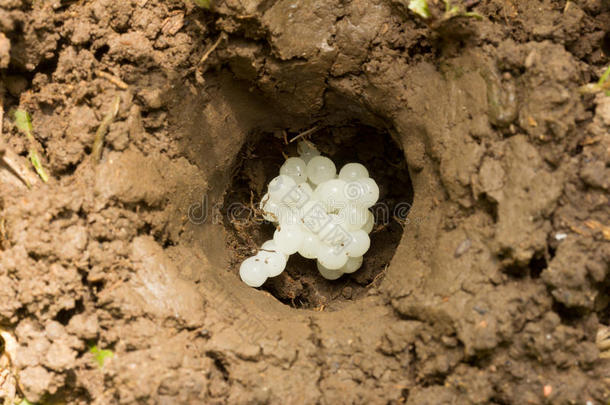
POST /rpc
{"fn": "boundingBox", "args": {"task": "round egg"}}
[259,193,282,223]
[262,239,289,259]
[343,203,368,231]
[355,178,379,208]
[280,157,307,184]
[317,261,344,280]
[314,179,348,211]
[345,230,370,257]
[297,141,321,163]
[340,256,363,274]
[273,224,305,255]
[268,174,297,203]
[239,256,268,287]
[256,247,287,277]
[316,244,349,270]
[306,156,336,185]
[298,231,322,259]
[339,163,369,182]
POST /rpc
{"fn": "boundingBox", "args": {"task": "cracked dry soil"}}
[0,0,609,403]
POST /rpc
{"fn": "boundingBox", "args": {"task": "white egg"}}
[259,193,282,223]
[316,261,344,280]
[239,256,268,287]
[298,231,321,259]
[343,203,368,231]
[355,178,379,208]
[306,156,336,185]
[280,157,307,184]
[283,182,314,209]
[256,248,287,277]
[363,210,375,233]
[297,141,321,163]
[339,163,369,182]
[268,174,297,203]
[314,179,348,211]
[345,230,370,257]
[273,224,304,255]
[316,244,348,269]
[340,256,363,274]
[299,200,332,234]
[262,239,289,260]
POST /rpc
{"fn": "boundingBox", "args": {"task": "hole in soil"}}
[222,125,413,309]
[602,32,610,57]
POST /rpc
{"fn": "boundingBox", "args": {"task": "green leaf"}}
[598,65,610,86]
[28,149,49,183]
[408,0,430,18]
[89,344,114,368]
[12,109,49,183]
[13,109,34,141]
[18,399,35,405]
[193,0,211,8]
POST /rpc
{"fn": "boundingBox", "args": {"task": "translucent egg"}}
[316,261,344,280]
[256,247,287,278]
[306,156,336,185]
[297,141,321,163]
[345,230,370,257]
[268,174,297,203]
[283,182,313,209]
[280,157,307,184]
[259,193,282,223]
[343,204,368,231]
[273,224,304,255]
[297,231,321,259]
[340,256,363,274]
[262,239,288,259]
[362,210,374,233]
[316,244,349,269]
[239,256,268,287]
[314,179,348,211]
[339,163,369,182]
[355,178,379,208]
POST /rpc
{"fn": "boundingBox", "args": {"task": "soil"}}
[0,0,608,404]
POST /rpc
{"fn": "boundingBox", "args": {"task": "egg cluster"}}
[239,141,379,287]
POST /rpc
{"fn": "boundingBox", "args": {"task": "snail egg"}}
[239,256,268,287]
[268,174,297,202]
[339,163,369,182]
[345,230,370,257]
[280,157,307,184]
[298,231,322,259]
[316,244,349,270]
[273,224,305,255]
[256,247,287,278]
[317,261,344,280]
[340,256,363,274]
[306,156,336,185]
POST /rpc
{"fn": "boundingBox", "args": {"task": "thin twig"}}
[92,96,121,163]
[289,125,320,143]
[96,70,129,90]
[199,34,224,65]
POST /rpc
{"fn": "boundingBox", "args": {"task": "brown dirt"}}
[0,0,609,403]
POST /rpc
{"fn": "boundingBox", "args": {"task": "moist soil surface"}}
[0,0,609,404]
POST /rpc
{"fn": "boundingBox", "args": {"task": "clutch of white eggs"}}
[239,141,379,287]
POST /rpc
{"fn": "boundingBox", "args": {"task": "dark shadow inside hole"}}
[222,124,414,309]
[602,32,610,57]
